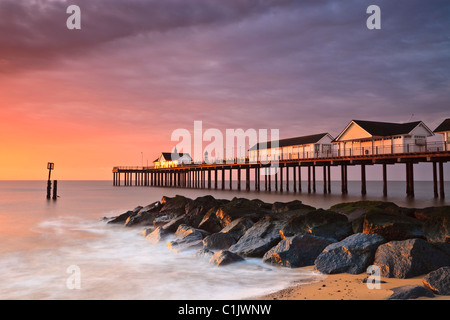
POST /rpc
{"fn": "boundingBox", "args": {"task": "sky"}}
[0,0,449,180]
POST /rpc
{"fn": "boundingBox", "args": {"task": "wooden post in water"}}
[46,162,54,200]
[361,164,367,195]
[52,180,58,200]
[433,161,438,198]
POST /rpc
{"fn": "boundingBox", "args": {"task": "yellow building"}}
[153,152,192,169]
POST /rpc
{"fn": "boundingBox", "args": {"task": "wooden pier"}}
[113,150,450,199]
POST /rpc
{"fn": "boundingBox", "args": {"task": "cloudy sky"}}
[0,0,449,179]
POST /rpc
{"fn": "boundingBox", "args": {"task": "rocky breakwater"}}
[106,196,450,299]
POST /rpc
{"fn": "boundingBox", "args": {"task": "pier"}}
[113,148,450,199]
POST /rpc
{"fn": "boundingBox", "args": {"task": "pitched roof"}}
[153,152,192,162]
[353,120,422,136]
[248,133,331,151]
[433,118,450,133]
[334,120,433,142]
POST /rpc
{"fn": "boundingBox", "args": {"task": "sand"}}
[255,266,450,300]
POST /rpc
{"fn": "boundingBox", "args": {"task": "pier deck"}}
[113,150,450,198]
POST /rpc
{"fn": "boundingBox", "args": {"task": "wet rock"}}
[125,201,161,227]
[219,217,254,241]
[107,206,143,224]
[229,216,286,258]
[203,232,236,250]
[281,209,351,241]
[423,266,450,295]
[167,224,209,253]
[198,207,223,234]
[146,226,170,245]
[387,285,434,300]
[195,248,215,261]
[209,250,245,266]
[159,195,192,220]
[185,195,226,228]
[215,197,272,228]
[263,234,334,268]
[272,200,315,214]
[374,238,450,278]
[314,233,385,274]
[422,210,450,243]
[352,208,423,241]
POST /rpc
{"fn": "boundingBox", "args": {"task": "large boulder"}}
[330,201,405,222]
[229,216,286,258]
[184,195,226,228]
[387,285,434,300]
[166,224,209,253]
[209,250,245,266]
[107,206,143,224]
[374,238,450,278]
[281,209,351,241]
[219,217,254,241]
[263,234,334,268]
[352,208,423,241]
[145,226,170,245]
[422,210,450,243]
[314,233,385,275]
[125,201,161,227]
[215,197,272,228]
[272,200,315,214]
[203,232,236,250]
[158,195,192,220]
[423,266,450,295]
[198,207,223,234]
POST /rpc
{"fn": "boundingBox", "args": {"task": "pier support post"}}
[246,167,250,191]
[312,164,316,193]
[293,166,297,192]
[341,164,348,194]
[237,168,241,190]
[439,161,445,199]
[280,166,283,192]
[222,169,225,190]
[361,164,367,195]
[286,166,289,192]
[382,164,387,197]
[323,165,327,194]
[406,162,415,198]
[298,166,302,192]
[433,162,438,198]
[307,165,311,193]
[327,165,331,193]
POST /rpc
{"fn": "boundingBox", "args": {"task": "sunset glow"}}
[1,0,449,180]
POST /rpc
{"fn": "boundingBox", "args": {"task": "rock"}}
[215,197,272,228]
[167,224,210,252]
[263,234,334,268]
[387,285,434,300]
[423,210,450,243]
[272,200,315,214]
[229,216,286,258]
[159,195,192,220]
[331,201,403,222]
[198,207,223,234]
[203,232,236,250]
[159,214,188,233]
[219,217,254,241]
[125,201,161,227]
[195,248,215,261]
[174,224,210,239]
[423,266,450,295]
[281,209,351,241]
[184,195,226,228]
[374,238,450,278]
[314,233,385,274]
[107,206,143,224]
[209,250,245,266]
[352,208,423,241]
[145,226,170,245]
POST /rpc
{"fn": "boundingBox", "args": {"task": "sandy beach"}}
[256,266,449,300]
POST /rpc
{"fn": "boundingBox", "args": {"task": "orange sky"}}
[1,1,449,180]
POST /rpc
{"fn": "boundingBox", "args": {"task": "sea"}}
[0,180,448,300]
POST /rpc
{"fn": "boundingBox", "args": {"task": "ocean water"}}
[0,180,448,300]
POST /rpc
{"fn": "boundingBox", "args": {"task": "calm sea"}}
[0,180,448,300]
